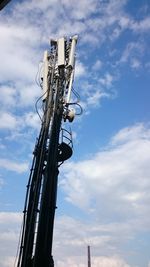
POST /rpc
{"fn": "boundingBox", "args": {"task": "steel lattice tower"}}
[16,36,79,267]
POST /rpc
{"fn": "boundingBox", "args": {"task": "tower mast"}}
[16,35,79,267]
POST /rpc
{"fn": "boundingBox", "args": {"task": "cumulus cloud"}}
[16,83,41,107]
[119,41,144,66]
[111,123,150,144]
[91,256,130,267]
[75,61,86,78]
[0,112,19,130]
[0,256,16,267]
[0,110,40,133]
[130,58,141,69]
[0,212,134,267]
[0,212,22,267]
[61,123,150,223]
[56,255,131,267]
[0,212,22,224]
[0,85,17,109]
[99,73,116,88]
[53,214,143,267]
[0,159,28,173]
[0,24,38,83]
[0,212,133,267]
[86,90,108,106]
[77,71,116,112]
[53,123,150,266]
[92,60,102,71]
[130,17,150,32]
[74,70,117,114]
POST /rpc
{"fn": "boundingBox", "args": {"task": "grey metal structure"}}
[16,36,79,267]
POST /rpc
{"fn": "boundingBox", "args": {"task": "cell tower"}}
[16,35,80,267]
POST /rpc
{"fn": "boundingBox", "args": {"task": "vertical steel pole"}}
[88,246,91,267]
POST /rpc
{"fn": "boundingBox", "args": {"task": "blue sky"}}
[0,0,150,267]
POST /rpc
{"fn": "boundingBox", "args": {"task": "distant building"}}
[0,0,11,10]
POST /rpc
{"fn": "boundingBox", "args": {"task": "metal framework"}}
[16,35,79,267]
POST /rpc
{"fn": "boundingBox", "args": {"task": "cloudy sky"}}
[0,0,150,266]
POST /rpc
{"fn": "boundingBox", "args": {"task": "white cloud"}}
[0,257,16,267]
[119,16,130,29]
[23,111,41,130]
[61,123,150,223]
[61,0,98,20]
[53,215,140,267]
[109,27,122,41]
[0,112,18,130]
[0,109,41,134]
[92,60,102,71]
[0,212,22,267]
[51,123,150,266]
[76,72,116,112]
[130,58,141,69]
[0,0,142,63]
[0,212,134,267]
[111,123,150,145]
[119,42,144,64]
[0,158,28,173]
[0,24,38,83]
[87,90,108,106]
[75,61,86,78]
[56,255,131,267]
[0,212,22,224]
[99,73,116,88]
[91,256,130,267]
[16,83,41,107]
[0,85,17,109]
[130,17,150,32]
